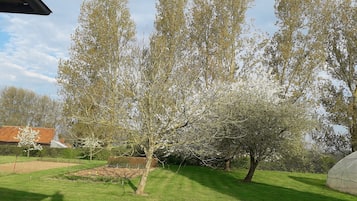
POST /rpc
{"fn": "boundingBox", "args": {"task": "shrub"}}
[107,156,158,169]
[257,150,338,173]
[0,145,23,156]
[60,148,82,159]
[231,156,250,169]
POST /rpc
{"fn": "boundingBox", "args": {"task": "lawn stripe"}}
[0,160,356,201]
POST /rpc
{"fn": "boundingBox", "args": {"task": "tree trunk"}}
[135,146,154,195]
[224,158,232,171]
[89,147,93,161]
[350,124,357,152]
[243,155,259,182]
[351,87,357,152]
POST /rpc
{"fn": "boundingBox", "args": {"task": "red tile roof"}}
[0,126,55,145]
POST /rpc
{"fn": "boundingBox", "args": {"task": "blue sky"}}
[0,31,9,50]
[0,0,276,99]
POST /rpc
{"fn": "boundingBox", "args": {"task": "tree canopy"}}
[0,86,61,128]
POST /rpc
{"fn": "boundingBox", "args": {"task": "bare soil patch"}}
[72,166,149,179]
[0,161,79,173]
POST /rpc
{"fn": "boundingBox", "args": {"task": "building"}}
[0,126,66,148]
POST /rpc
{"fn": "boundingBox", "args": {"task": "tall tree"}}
[266,0,324,102]
[189,0,252,87]
[57,0,136,149]
[132,0,193,194]
[182,0,254,170]
[58,0,257,195]
[130,0,254,194]
[321,0,357,151]
[0,86,61,128]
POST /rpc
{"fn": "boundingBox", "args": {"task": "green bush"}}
[107,156,158,168]
[257,151,338,173]
[60,148,82,159]
[93,149,111,161]
[0,145,83,159]
[77,146,133,161]
[0,145,23,156]
[231,156,250,169]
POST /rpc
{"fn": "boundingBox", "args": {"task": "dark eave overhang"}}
[0,0,51,15]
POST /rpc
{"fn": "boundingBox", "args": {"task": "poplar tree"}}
[57,0,136,149]
[321,0,357,151]
[266,0,324,102]
[0,86,60,128]
[189,0,252,87]
[57,0,263,194]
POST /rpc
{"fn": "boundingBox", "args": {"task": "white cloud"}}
[0,0,81,98]
[0,0,157,98]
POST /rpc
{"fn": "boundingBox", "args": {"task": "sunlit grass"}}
[0,158,355,201]
[0,155,37,164]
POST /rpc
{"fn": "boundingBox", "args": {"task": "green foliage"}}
[231,156,250,169]
[317,0,357,151]
[16,147,81,158]
[0,145,23,156]
[107,156,158,169]
[80,146,133,161]
[258,151,338,174]
[0,146,125,160]
[267,0,324,102]
[57,0,136,147]
[189,0,252,83]
[161,153,201,166]
[0,86,61,128]
[60,148,83,159]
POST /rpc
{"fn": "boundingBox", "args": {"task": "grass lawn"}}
[0,155,38,164]
[0,156,356,201]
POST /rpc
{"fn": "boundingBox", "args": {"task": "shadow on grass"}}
[51,191,64,201]
[127,179,137,192]
[289,176,326,188]
[169,166,348,201]
[0,187,64,201]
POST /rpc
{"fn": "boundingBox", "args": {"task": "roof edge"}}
[0,0,52,15]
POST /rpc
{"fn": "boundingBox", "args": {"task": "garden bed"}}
[71,166,147,178]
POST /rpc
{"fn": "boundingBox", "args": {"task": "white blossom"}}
[15,126,43,157]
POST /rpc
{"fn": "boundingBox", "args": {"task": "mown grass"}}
[0,155,38,164]
[0,156,356,201]
[0,155,87,164]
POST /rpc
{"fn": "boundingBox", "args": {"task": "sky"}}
[0,0,276,99]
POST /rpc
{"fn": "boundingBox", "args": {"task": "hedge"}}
[0,145,23,156]
[108,156,158,169]
[0,145,135,161]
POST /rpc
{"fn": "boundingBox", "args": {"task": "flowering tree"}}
[214,71,314,182]
[15,126,43,157]
[176,70,314,180]
[57,0,253,195]
[81,137,103,160]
